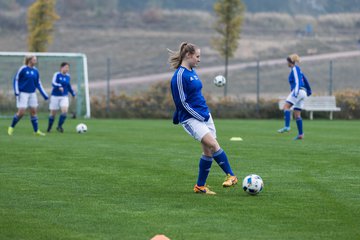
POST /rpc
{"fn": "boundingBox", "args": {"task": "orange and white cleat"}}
[194,184,216,195]
[222,174,238,187]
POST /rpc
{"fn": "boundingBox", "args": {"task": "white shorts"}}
[16,92,38,109]
[49,96,69,110]
[181,114,216,141]
[286,89,307,110]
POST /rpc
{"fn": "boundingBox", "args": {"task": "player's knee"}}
[17,109,25,117]
[283,105,291,110]
[201,138,218,154]
[294,111,301,118]
[208,141,220,154]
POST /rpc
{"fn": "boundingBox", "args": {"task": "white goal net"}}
[0,52,90,118]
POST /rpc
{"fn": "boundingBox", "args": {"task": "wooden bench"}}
[278,96,341,120]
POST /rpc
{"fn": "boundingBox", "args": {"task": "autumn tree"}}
[27,0,60,52]
[212,0,244,96]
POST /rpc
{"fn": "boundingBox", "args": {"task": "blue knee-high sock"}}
[284,110,291,128]
[11,114,21,128]
[48,116,55,131]
[30,116,38,132]
[58,113,67,128]
[296,117,303,135]
[197,155,213,186]
[213,148,234,176]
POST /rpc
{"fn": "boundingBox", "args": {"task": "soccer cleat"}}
[34,130,46,136]
[222,174,238,187]
[56,126,64,133]
[194,184,216,195]
[8,127,14,136]
[293,134,304,140]
[277,127,290,133]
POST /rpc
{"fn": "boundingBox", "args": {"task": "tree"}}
[212,0,244,96]
[27,0,60,52]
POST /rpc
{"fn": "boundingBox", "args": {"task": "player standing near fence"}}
[47,62,76,133]
[169,42,238,195]
[8,55,48,136]
[278,54,311,140]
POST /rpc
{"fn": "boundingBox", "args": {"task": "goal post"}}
[0,52,90,118]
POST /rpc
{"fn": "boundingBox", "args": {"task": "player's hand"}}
[59,87,64,93]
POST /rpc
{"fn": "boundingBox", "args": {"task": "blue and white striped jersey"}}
[51,72,75,97]
[171,66,210,124]
[288,65,305,97]
[13,65,48,99]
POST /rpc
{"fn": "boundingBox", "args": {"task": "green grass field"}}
[0,119,359,240]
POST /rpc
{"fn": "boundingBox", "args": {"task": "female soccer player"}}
[47,62,76,133]
[8,55,48,136]
[278,54,307,140]
[169,42,238,195]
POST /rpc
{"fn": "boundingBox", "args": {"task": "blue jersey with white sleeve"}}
[288,65,305,97]
[171,66,210,124]
[51,72,75,97]
[13,65,48,99]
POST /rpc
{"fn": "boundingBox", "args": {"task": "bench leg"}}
[330,112,333,120]
[310,111,313,120]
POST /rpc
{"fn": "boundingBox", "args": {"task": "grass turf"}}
[0,119,359,240]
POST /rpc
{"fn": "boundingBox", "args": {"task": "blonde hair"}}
[24,55,36,65]
[167,42,198,69]
[287,54,300,64]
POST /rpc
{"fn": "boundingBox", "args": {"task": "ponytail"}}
[287,54,300,64]
[168,42,198,69]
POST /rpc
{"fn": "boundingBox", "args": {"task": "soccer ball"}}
[213,75,226,87]
[76,123,87,133]
[242,174,264,195]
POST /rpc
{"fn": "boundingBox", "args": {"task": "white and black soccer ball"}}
[242,174,264,195]
[213,75,226,87]
[76,123,87,133]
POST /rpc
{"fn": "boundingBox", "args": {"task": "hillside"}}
[2,0,360,15]
[0,3,360,98]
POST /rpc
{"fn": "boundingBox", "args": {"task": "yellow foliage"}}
[212,0,245,58]
[27,0,60,52]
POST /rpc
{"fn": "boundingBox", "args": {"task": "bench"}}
[278,96,341,120]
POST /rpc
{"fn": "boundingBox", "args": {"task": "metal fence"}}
[198,51,360,100]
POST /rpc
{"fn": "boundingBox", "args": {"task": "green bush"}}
[91,82,173,119]
[91,82,281,119]
[90,82,360,119]
[1,83,358,119]
[334,90,360,119]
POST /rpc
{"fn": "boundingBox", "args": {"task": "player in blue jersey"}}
[8,55,48,136]
[47,62,76,133]
[278,54,308,140]
[169,42,238,195]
